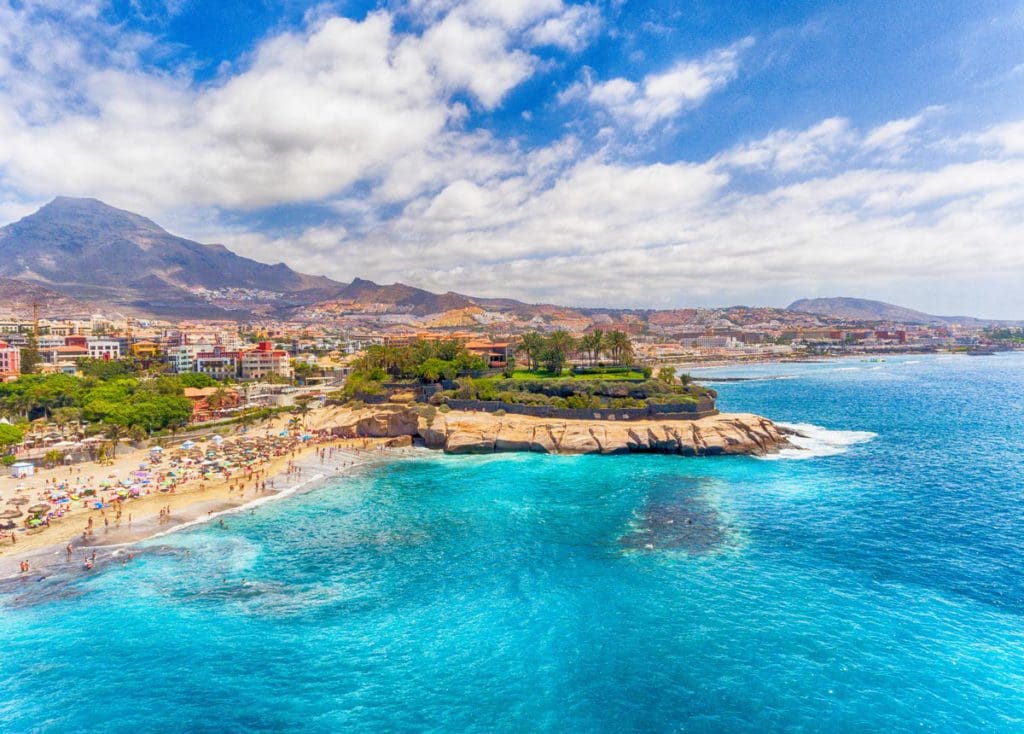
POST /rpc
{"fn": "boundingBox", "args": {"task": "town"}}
[0,299,1017,454]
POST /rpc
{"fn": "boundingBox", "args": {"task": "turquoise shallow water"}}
[3,353,1024,732]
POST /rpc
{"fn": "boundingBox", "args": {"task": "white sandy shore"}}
[0,442,419,583]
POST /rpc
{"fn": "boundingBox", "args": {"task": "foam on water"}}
[765,422,878,460]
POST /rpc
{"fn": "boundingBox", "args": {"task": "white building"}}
[86,339,121,360]
[166,344,215,374]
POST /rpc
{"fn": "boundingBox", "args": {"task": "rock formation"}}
[329,404,788,457]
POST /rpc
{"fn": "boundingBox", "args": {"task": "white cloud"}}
[2,3,1024,315]
[274,108,1024,312]
[981,120,1024,153]
[0,1,591,212]
[577,37,754,131]
[716,117,856,172]
[414,12,535,108]
[527,4,602,51]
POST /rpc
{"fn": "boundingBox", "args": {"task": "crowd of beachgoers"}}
[3,432,303,543]
[0,405,425,581]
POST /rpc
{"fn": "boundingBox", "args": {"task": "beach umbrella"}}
[181,440,196,449]
[0,509,21,519]
[28,504,50,514]
[7,497,29,505]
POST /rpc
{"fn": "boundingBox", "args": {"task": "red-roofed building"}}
[240,341,292,380]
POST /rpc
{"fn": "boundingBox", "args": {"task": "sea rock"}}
[329,404,421,438]
[327,405,788,456]
[416,409,786,456]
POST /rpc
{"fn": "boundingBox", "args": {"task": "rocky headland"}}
[327,405,789,456]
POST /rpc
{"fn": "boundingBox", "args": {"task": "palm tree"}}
[543,331,577,375]
[580,329,605,366]
[517,333,545,372]
[606,331,634,366]
[104,424,128,456]
[207,387,229,415]
[293,394,316,426]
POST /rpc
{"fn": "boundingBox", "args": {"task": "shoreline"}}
[0,401,803,584]
[0,434,417,583]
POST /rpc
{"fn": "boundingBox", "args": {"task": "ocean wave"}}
[762,422,878,460]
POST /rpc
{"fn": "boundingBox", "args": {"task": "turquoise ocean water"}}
[2,353,1024,732]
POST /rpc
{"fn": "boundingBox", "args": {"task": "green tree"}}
[0,423,24,450]
[657,367,677,385]
[207,386,230,413]
[104,423,128,454]
[517,333,545,371]
[51,406,83,435]
[43,449,63,468]
[606,331,634,366]
[178,372,218,388]
[293,394,316,424]
[542,331,577,375]
[580,329,606,366]
[19,334,41,375]
[77,358,134,379]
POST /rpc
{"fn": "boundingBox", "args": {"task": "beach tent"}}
[10,462,34,478]
[211,435,224,445]
[181,440,196,450]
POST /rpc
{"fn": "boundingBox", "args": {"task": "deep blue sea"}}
[3,353,1024,732]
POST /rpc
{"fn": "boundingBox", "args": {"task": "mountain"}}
[786,297,997,325]
[0,277,92,317]
[304,277,537,317]
[0,197,346,317]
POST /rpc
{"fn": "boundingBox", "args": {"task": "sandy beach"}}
[0,408,413,580]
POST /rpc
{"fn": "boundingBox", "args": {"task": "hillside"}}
[786,297,984,325]
[0,277,92,317]
[0,197,347,317]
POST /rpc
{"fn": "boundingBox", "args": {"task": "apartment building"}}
[0,340,20,381]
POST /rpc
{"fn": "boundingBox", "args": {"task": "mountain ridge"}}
[0,198,1014,324]
[786,297,1004,326]
[0,197,347,317]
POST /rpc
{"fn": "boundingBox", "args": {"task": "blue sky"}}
[1,0,1023,316]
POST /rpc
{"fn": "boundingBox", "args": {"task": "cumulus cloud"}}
[568,36,754,131]
[1,2,1023,314]
[0,0,597,212]
[310,111,1024,309]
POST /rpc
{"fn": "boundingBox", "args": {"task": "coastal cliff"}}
[328,405,788,456]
